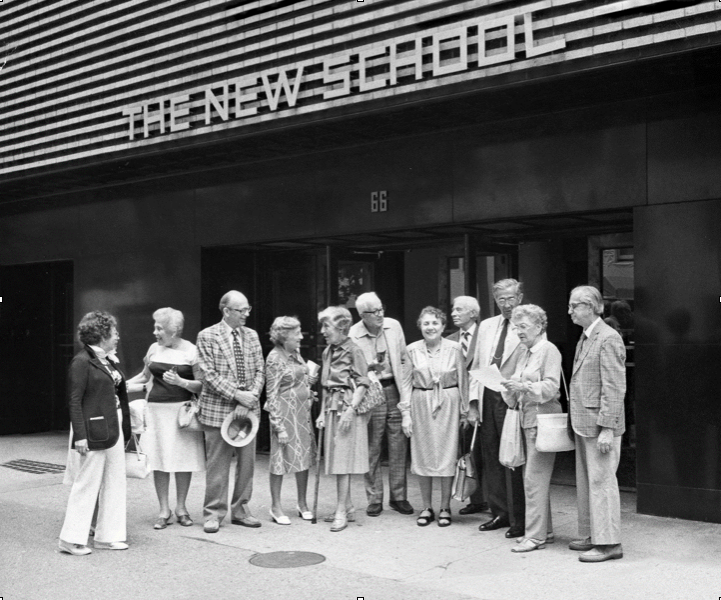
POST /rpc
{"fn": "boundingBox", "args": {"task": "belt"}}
[379,378,396,388]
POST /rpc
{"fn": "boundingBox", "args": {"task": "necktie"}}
[232,329,246,389]
[574,332,587,363]
[461,331,470,358]
[491,319,509,368]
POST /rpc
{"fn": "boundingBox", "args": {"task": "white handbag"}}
[535,369,575,453]
[125,433,151,479]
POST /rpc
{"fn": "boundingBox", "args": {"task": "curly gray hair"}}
[511,304,547,333]
[318,306,352,335]
[269,316,302,346]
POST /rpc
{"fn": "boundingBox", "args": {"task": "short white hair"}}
[570,285,604,316]
[355,292,382,314]
[153,307,184,336]
[452,295,480,317]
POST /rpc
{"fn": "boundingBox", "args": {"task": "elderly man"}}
[196,290,265,533]
[474,279,526,538]
[446,295,488,515]
[568,285,626,562]
[349,292,413,517]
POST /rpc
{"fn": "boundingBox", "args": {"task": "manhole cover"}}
[1,459,66,474]
[249,551,325,568]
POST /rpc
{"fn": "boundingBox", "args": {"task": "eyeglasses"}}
[512,323,537,331]
[568,302,589,311]
[361,306,385,316]
[495,296,518,306]
[228,306,252,316]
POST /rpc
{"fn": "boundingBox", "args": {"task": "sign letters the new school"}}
[122,4,565,141]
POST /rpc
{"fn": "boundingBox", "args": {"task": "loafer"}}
[505,525,525,539]
[94,541,129,550]
[511,538,546,553]
[479,516,510,531]
[231,515,262,528]
[459,502,489,515]
[366,503,383,517]
[203,519,220,533]
[569,537,594,551]
[58,540,92,556]
[389,500,414,515]
[579,544,623,563]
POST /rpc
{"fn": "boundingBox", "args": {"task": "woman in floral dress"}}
[264,316,317,524]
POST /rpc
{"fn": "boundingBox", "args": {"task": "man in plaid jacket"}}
[567,285,626,563]
[197,290,265,533]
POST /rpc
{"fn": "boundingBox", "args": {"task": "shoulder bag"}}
[178,397,203,431]
[535,369,575,453]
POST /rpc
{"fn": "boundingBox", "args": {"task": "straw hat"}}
[220,411,259,447]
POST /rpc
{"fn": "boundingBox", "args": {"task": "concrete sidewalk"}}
[0,432,719,600]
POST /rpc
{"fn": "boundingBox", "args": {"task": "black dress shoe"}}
[459,502,489,515]
[505,525,525,538]
[479,516,510,531]
[389,500,414,515]
[366,503,383,517]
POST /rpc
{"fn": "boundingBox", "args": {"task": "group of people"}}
[58,281,626,565]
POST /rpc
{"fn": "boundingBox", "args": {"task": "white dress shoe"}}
[58,540,92,556]
[94,541,129,550]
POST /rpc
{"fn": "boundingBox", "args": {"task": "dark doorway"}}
[0,261,74,434]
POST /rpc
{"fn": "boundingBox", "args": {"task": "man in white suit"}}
[474,279,526,538]
[567,285,626,562]
[350,292,414,517]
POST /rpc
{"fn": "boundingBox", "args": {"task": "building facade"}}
[1,0,720,523]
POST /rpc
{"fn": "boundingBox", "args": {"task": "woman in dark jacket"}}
[58,311,131,556]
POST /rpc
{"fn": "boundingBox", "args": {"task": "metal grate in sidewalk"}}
[1,459,66,474]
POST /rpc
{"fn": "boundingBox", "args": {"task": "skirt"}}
[144,402,205,473]
[324,409,370,475]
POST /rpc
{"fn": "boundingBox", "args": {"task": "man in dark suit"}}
[568,285,626,562]
[197,290,265,533]
[446,295,487,515]
[473,279,526,539]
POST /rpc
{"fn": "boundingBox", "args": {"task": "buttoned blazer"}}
[349,317,413,412]
[67,346,130,451]
[446,322,480,371]
[471,314,523,410]
[569,320,626,438]
[196,321,265,428]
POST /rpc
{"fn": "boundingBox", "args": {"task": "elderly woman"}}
[501,304,562,552]
[404,306,469,528]
[59,311,130,555]
[126,308,204,529]
[316,306,371,532]
[264,316,318,524]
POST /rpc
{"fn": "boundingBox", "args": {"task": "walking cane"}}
[311,422,324,524]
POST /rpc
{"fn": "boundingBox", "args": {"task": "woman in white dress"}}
[126,308,205,529]
[405,306,468,528]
